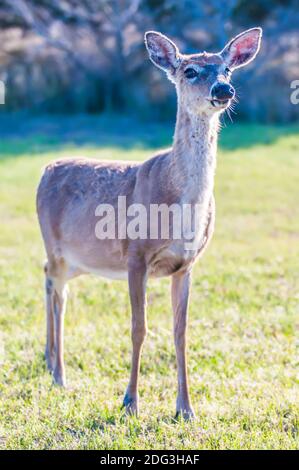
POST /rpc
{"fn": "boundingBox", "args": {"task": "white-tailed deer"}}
[37,28,262,419]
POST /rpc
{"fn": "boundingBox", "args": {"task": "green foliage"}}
[0,120,299,449]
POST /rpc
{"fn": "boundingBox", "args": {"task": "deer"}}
[37,27,262,420]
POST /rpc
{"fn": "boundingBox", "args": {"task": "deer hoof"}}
[175,407,196,422]
[53,368,66,387]
[122,393,138,416]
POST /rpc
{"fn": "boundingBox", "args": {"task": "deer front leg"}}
[171,269,195,420]
[123,257,147,416]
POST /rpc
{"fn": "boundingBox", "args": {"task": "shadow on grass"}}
[0,112,173,160]
[219,121,299,150]
[0,112,298,160]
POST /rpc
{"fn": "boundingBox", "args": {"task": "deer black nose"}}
[212,83,235,101]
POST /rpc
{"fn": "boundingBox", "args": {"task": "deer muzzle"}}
[210,82,235,107]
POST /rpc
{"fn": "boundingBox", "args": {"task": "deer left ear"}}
[221,27,262,70]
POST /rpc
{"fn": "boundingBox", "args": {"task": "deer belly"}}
[86,266,128,280]
[81,263,128,280]
[64,249,128,281]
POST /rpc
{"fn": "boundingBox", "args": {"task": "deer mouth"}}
[210,98,230,108]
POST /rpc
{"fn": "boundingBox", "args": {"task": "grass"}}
[0,115,299,449]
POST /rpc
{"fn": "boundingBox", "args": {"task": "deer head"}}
[145,28,262,116]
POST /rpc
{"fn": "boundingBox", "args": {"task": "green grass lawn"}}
[0,116,299,449]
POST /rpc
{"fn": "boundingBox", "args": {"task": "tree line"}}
[0,0,298,122]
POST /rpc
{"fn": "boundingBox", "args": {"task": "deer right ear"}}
[144,31,181,74]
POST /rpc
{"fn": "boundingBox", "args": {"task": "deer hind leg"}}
[123,257,148,416]
[45,262,55,372]
[171,269,195,421]
[44,258,68,387]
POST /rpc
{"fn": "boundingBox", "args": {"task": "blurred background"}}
[0,0,299,123]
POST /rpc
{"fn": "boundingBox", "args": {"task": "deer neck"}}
[171,103,219,204]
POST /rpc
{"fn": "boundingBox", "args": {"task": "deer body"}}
[37,28,262,418]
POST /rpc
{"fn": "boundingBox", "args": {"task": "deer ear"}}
[144,31,181,74]
[221,27,262,70]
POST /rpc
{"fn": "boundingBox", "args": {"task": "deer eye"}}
[184,68,198,79]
